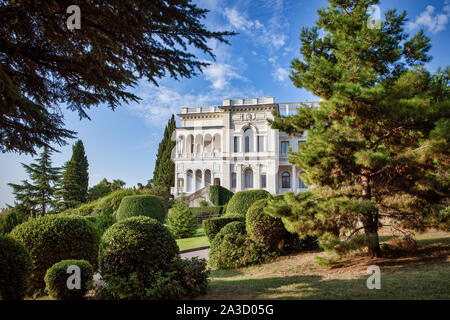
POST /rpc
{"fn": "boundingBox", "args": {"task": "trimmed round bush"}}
[45,259,93,300]
[0,235,32,299]
[246,199,288,252]
[209,221,272,269]
[115,195,165,223]
[202,214,244,242]
[95,189,137,214]
[10,215,99,293]
[209,185,234,206]
[225,190,271,217]
[99,216,179,279]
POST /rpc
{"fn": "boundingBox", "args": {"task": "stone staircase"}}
[183,185,210,206]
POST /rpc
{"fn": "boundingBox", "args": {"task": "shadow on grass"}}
[204,266,449,300]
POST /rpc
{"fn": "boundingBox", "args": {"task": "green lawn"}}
[201,231,450,300]
[176,228,209,251]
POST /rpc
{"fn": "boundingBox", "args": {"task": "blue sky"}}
[1,0,449,208]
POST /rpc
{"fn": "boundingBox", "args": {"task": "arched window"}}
[245,168,253,188]
[282,171,290,188]
[244,128,253,152]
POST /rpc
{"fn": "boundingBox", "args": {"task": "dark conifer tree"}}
[8,147,60,216]
[267,0,449,257]
[59,140,89,208]
[152,115,176,192]
[0,0,234,155]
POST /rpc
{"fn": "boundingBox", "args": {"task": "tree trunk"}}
[361,175,382,258]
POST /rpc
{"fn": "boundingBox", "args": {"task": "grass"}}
[176,227,209,251]
[201,230,450,300]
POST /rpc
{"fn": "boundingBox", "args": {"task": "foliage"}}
[8,146,60,216]
[190,205,225,217]
[96,257,208,300]
[96,189,137,214]
[152,115,177,195]
[0,207,24,235]
[44,259,93,300]
[436,206,450,231]
[246,199,290,252]
[10,215,99,293]
[140,186,173,212]
[167,200,197,239]
[225,190,272,217]
[87,178,126,202]
[1,1,234,155]
[202,214,244,242]
[99,216,179,280]
[209,185,234,206]
[115,195,165,223]
[58,140,89,209]
[209,221,273,269]
[199,199,209,207]
[0,235,32,300]
[268,0,450,257]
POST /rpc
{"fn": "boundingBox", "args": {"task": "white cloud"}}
[406,5,450,33]
[272,67,289,82]
[222,6,288,50]
[203,62,246,90]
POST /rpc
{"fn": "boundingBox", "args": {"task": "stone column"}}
[237,164,243,191]
[183,171,188,193]
[292,165,297,192]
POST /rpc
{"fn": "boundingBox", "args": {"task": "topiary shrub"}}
[167,200,197,239]
[10,215,99,293]
[0,235,32,300]
[44,259,93,300]
[246,199,288,252]
[95,189,137,215]
[225,190,271,217]
[202,214,244,242]
[0,208,22,235]
[115,195,165,223]
[209,185,234,206]
[209,221,273,269]
[97,216,209,300]
[99,216,179,280]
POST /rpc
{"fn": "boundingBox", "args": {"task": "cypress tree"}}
[152,115,176,192]
[267,0,449,257]
[8,147,60,216]
[60,140,89,208]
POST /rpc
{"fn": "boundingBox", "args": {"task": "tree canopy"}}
[0,0,234,154]
[267,0,449,257]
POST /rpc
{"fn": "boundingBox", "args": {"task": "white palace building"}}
[171,97,318,200]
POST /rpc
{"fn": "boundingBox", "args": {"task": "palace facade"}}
[171,97,318,198]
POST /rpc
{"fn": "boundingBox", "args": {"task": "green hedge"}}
[45,259,93,300]
[10,215,99,293]
[209,221,272,269]
[225,190,272,217]
[189,206,225,217]
[115,195,165,223]
[209,185,234,206]
[202,214,244,242]
[99,216,179,279]
[0,235,32,300]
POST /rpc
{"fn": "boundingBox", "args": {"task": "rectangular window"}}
[258,136,264,152]
[231,172,237,188]
[233,137,239,152]
[281,141,289,154]
[261,174,267,188]
[245,136,250,153]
